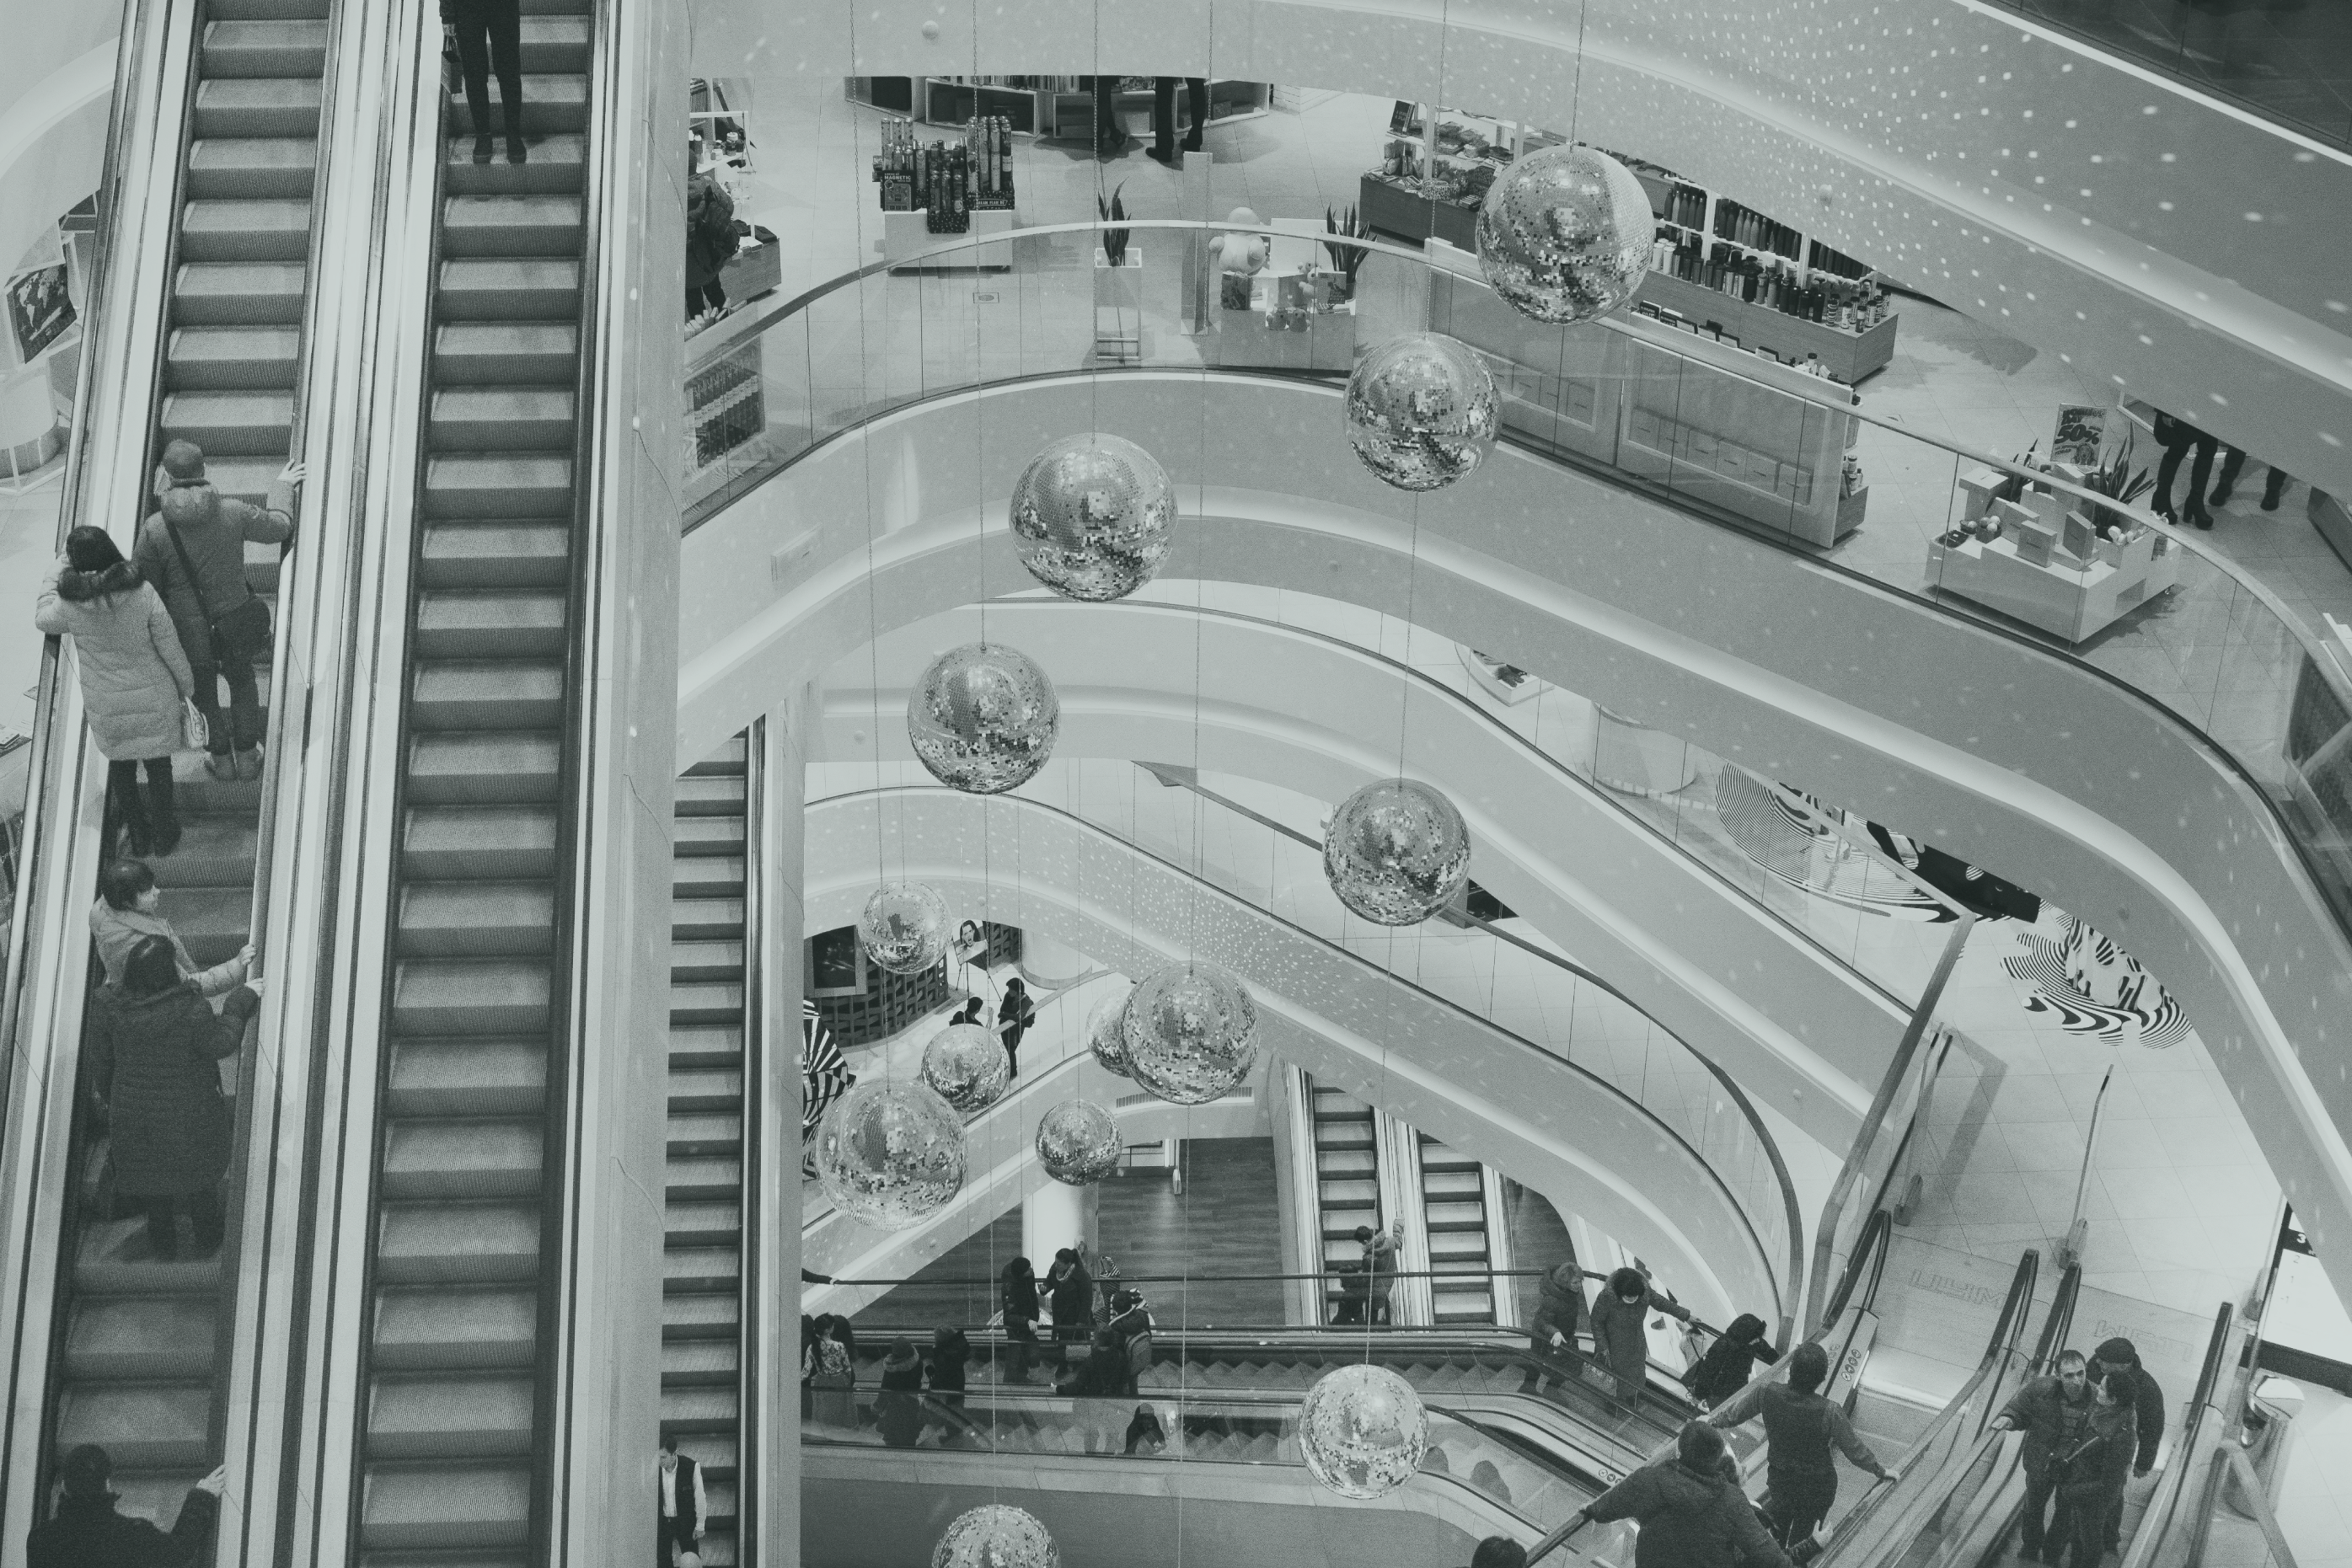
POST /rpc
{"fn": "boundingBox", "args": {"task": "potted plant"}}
[1094,185,1142,360]
[1323,204,1369,303]
[2079,429,2153,537]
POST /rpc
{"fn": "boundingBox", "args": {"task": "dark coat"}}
[27,1487,218,1568]
[1758,1381,1888,1483]
[1050,1262,1094,1327]
[1003,1272,1041,1326]
[2059,1403,2136,1508]
[1999,1373,2096,1476]
[1686,1314,1771,1406]
[655,1453,700,1539]
[685,176,737,288]
[929,1333,969,1394]
[876,1352,927,1447]
[1587,1456,1794,1568]
[2108,1363,2166,1472]
[88,983,259,1196]
[1590,1282,1689,1392]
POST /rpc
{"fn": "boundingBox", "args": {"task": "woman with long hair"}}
[34,526,193,857]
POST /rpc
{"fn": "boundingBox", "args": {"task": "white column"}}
[1018,930,1090,987]
[1023,1180,1093,1267]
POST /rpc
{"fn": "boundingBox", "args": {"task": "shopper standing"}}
[1147,78,1208,165]
[2208,447,2291,513]
[87,936,261,1260]
[1000,1255,1042,1384]
[1993,1349,2095,1564]
[1685,1312,1776,1410]
[2150,411,2219,529]
[1572,1421,1795,1568]
[1524,1254,1586,1385]
[2090,1338,2167,1553]
[1047,1246,1095,1352]
[655,1432,705,1567]
[443,0,526,164]
[997,977,1036,1079]
[92,859,254,996]
[25,1445,225,1568]
[2056,1372,2138,1568]
[928,1325,970,1412]
[1590,1266,1693,1401]
[876,1338,927,1448]
[1752,1341,1894,1549]
[685,140,737,326]
[133,442,299,783]
[35,527,193,858]
[1356,1221,1402,1325]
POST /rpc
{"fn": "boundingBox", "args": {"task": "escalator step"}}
[56,1384,211,1469]
[190,79,323,138]
[390,959,550,1036]
[173,261,308,324]
[428,388,578,451]
[431,324,581,388]
[209,0,331,18]
[200,19,328,76]
[409,659,565,729]
[166,324,303,388]
[367,1373,537,1458]
[159,391,293,455]
[372,1286,538,1371]
[381,1120,545,1200]
[667,1024,742,1064]
[670,896,747,942]
[675,773,747,813]
[402,805,561,880]
[149,817,260,887]
[437,257,583,320]
[64,1297,217,1381]
[385,1038,547,1117]
[375,1202,539,1285]
[185,137,317,201]
[415,590,571,656]
[669,982,744,1025]
[442,195,585,259]
[419,520,574,590]
[666,1064,742,1109]
[671,939,745,982]
[447,76,589,134]
[179,197,313,262]
[421,455,574,517]
[395,882,557,957]
[405,732,564,803]
[359,1464,531,1551]
[445,134,588,197]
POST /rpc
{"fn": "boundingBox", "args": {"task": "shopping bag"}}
[181,698,210,752]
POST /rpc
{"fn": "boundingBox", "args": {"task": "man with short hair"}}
[26,1445,224,1567]
[656,1432,705,1567]
[1752,1341,1894,1549]
[1572,1420,1794,1568]
[2091,1338,2167,1554]
[1993,1349,2095,1562]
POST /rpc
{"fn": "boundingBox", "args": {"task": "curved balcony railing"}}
[686,217,2352,961]
[809,782,1803,1324]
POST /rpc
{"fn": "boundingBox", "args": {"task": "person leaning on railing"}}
[1591,1266,1692,1399]
[1990,1348,2093,1564]
[1564,1421,1794,1568]
[1750,1342,1894,1552]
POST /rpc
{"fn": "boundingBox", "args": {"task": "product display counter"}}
[1204,218,1358,372]
[1930,462,2180,643]
[883,206,1016,270]
[1422,240,1863,546]
[1358,172,1477,249]
[1634,271,1896,384]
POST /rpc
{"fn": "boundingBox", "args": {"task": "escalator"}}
[662,735,753,1567]
[1419,1133,1506,1327]
[346,0,594,1553]
[31,0,335,1528]
[1304,1075,1381,1317]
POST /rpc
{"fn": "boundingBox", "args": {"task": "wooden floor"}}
[1502,1179,1578,1325]
[848,1139,1288,1333]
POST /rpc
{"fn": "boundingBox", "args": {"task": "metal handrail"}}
[683,217,2352,734]
[810,784,1787,1325]
[736,719,766,1568]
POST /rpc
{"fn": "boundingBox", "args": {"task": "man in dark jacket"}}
[1752,1341,1894,1549]
[1047,1247,1094,1355]
[2060,1373,2139,1568]
[2091,1338,2167,1552]
[656,1432,705,1566]
[26,1446,222,1568]
[133,441,299,780]
[1575,1421,1794,1568]
[1993,1349,2093,1562]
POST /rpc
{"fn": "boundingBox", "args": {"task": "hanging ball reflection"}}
[1344,332,1499,491]
[908,643,1061,795]
[1036,1100,1122,1185]
[1009,433,1177,602]
[1323,779,1473,926]
[1121,960,1258,1105]
[1299,1364,1431,1500]
[1475,144,1653,324]
[859,882,951,975]
[812,1078,967,1231]
[1086,991,1134,1078]
[919,1021,1011,1113]
[932,1505,1060,1568]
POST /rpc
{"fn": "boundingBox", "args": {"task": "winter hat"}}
[2093,1337,2140,1368]
[158,440,207,485]
[881,1337,920,1372]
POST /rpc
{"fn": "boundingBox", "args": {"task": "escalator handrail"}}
[812,784,1786,1322]
[735,720,767,1568]
[2116,1303,2242,1568]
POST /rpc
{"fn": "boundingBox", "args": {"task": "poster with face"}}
[5,264,75,362]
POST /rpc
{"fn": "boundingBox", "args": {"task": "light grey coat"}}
[34,561,193,762]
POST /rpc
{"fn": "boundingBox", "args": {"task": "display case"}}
[1205,219,1357,372]
[1929,468,2182,642]
[1358,103,1562,248]
[1034,78,1272,142]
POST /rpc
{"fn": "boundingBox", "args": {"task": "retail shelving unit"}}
[1359,104,1561,249]
[844,76,1272,141]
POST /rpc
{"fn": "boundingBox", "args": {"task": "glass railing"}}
[806,1379,1596,1536]
[1974,0,2352,151]
[810,782,1801,1323]
[693,219,2352,960]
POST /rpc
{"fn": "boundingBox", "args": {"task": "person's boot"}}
[505,104,527,165]
[206,749,237,780]
[474,134,495,164]
[147,769,179,856]
[235,744,263,782]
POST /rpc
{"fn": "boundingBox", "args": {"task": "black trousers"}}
[2154,431,2218,519]
[190,643,263,756]
[142,1185,224,1260]
[2019,1464,2061,1560]
[1086,77,1125,151]
[687,277,726,318]
[1765,1470,1839,1548]
[655,1515,695,1567]
[451,13,524,143]
[1153,78,1208,155]
[107,757,178,848]
[2212,447,2290,509]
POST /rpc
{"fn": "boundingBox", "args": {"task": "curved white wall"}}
[805,790,1776,1323]
[826,597,1900,1147]
[681,372,2352,1308]
[706,0,2352,496]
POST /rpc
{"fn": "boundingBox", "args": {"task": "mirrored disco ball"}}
[919,1021,1010,1113]
[1343,332,1499,491]
[907,642,1061,795]
[1086,991,1134,1078]
[1299,1363,1431,1500]
[933,1505,1060,1568]
[859,882,951,975]
[1323,778,1473,925]
[812,1078,967,1230]
[1008,433,1177,601]
[1036,1099,1122,1185]
[1121,959,1258,1105]
[1475,143,1653,324]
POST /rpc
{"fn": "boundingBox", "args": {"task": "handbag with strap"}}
[160,511,271,663]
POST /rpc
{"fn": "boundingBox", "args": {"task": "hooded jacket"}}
[133,480,293,662]
[1530,1259,1585,1341]
[1686,1314,1773,1407]
[89,899,246,997]
[25,1485,218,1568]
[86,982,260,1196]
[34,562,192,763]
[1590,1276,1690,1391]
[1586,1455,1794,1568]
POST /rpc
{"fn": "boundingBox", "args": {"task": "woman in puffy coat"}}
[1589,1266,1691,1400]
[87,935,261,1260]
[34,527,192,857]
[90,859,253,996]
